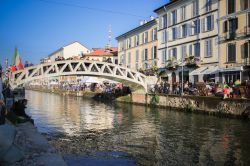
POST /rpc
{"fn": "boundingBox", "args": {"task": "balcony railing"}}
[165,60,179,70]
[185,56,201,68]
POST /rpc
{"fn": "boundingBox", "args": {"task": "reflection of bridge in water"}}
[9,60,148,92]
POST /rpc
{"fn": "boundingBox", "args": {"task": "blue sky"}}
[0,0,167,67]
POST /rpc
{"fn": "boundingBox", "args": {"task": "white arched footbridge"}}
[9,60,148,92]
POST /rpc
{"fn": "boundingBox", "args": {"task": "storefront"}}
[220,67,243,83]
[189,66,220,83]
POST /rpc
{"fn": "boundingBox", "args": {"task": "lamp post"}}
[181,54,184,95]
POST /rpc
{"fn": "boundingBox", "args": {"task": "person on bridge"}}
[11,65,17,72]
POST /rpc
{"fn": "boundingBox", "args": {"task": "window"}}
[153,46,157,59]
[161,49,167,64]
[227,0,235,14]
[205,39,213,57]
[194,43,200,57]
[194,19,200,34]
[241,42,249,59]
[181,6,186,21]
[172,48,177,59]
[144,49,148,61]
[207,15,214,31]
[241,0,250,10]
[127,38,131,48]
[229,18,238,34]
[152,28,157,40]
[134,35,139,47]
[206,0,212,12]
[136,50,139,62]
[162,30,167,43]
[144,31,148,43]
[168,48,178,61]
[182,24,187,38]
[172,10,177,25]
[189,44,193,56]
[182,45,187,58]
[172,27,177,40]
[227,43,236,62]
[192,0,199,17]
[163,14,168,28]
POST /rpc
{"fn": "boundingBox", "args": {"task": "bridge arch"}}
[9,60,148,92]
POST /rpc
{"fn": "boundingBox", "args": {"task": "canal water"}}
[25,90,250,166]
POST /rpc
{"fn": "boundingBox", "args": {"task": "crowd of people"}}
[149,79,250,99]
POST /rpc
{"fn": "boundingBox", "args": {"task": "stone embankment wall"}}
[116,94,250,119]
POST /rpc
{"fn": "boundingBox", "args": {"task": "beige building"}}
[154,0,220,84]
[218,0,250,83]
[116,18,158,71]
[83,47,118,64]
[45,41,90,62]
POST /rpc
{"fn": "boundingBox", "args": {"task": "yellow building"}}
[116,18,158,71]
[218,0,250,83]
[154,0,220,84]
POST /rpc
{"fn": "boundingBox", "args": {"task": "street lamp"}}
[181,54,184,95]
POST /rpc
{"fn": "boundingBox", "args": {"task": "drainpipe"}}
[218,0,221,83]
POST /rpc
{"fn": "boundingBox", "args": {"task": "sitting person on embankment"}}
[13,99,34,124]
[5,99,34,124]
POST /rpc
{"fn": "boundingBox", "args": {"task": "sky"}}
[0,0,167,67]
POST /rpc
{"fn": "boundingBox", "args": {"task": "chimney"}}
[140,20,144,25]
[150,16,154,20]
[144,20,147,24]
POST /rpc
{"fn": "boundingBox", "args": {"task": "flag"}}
[13,47,24,70]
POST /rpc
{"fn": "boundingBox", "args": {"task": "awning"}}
[220,66,243,72]
[189,66,209,75]
[202,66,219,75]
[189,66,220,75]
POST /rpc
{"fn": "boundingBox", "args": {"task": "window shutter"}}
[242,42,249,58]
[210,39,213,57]
[211,15,214,30]
[141,50,144,61]
[188,23,192,36]
[178,26,181,38]
[151,47,153,59]
[201,18,205,32]
[223,21,228,32]
[168,13,171,26]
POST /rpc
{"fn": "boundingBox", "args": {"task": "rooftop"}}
[85,47,118,56]
[154,0,179,13]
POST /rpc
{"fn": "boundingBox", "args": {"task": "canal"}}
[25,90,250,166]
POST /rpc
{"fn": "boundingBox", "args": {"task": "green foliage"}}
[151,95,160,105]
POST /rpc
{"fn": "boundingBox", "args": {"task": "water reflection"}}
[25,90,250,165]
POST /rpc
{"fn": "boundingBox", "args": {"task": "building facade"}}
[116,19,158,71]
[218,0,250,83]
[154,0,219,84]
[83,47,118,64]
[46,41,90,62]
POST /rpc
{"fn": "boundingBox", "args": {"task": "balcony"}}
[218,32,236,43]
[185,56,201,68]
[165,59,179,70]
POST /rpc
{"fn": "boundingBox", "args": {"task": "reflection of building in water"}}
[26,91,81,135]
[81,104,114,131]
